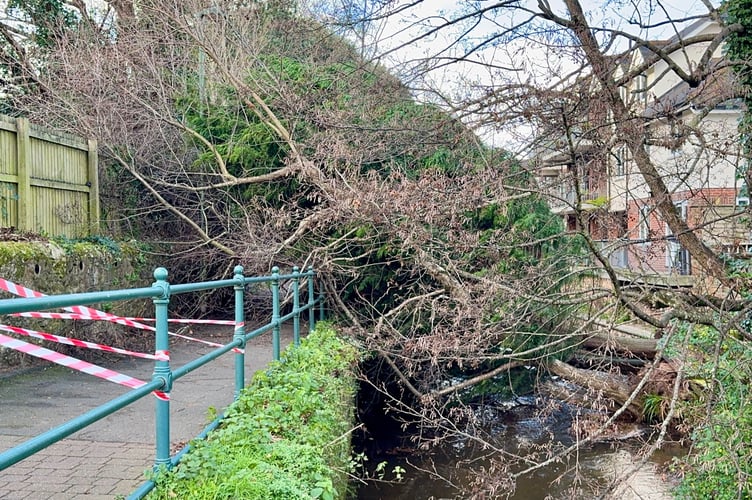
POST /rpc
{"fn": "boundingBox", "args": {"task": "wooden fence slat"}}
[15,117,31,232]
[87,139,100,233]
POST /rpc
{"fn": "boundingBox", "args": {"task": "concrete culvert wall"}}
[0,238,154,371]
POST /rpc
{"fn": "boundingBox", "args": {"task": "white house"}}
[536,17,747,284]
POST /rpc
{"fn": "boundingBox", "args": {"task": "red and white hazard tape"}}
[122,317,236,325]
[13,311,234,326]
[0,278,139,326]
[0,279,44,299]
[0,323,167,360]
[0,333,169,400]
[12,311,243,353]
[0,278,243,353]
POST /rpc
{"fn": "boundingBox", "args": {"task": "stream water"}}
[353,396,683,499]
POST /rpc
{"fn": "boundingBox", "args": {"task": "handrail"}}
[0,264,324,499]
[0,286,163,315]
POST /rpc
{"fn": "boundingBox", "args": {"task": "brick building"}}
[535,18,747,283]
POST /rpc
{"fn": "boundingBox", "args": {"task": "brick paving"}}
[0,435,153,499]
[0,327,294,499]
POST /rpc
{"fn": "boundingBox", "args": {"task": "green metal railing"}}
[0,265,324,499]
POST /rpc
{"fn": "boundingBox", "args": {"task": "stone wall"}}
[0,239,154,370]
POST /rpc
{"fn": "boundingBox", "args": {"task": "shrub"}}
[667,323,752,499]
[149,323,358,500]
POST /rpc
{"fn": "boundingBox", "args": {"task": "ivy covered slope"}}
[149,324,358,500]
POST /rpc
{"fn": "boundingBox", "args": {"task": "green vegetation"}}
[6,0,78,48]
[663,322,752,500]
[0,239,148,288]
[149,324,358,500]
[0,238,153,368]
[725,0,752,192]
[674,4,752,496]
[53,235,123,257]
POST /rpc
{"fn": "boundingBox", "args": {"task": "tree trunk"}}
[582,331,658,357]
[547,358,644,419]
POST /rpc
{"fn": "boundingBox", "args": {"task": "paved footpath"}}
[0,326,293,499]
[0,436,152,499]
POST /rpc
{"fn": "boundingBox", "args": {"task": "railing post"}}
[233,265,246,400]
[307,265,315,333]
[151,267,172,472]
[271,266,281,361]
[292,266,301,347]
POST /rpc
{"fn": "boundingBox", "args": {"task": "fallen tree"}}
[3,0,751,497]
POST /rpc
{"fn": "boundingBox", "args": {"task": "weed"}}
[642,393,664,423]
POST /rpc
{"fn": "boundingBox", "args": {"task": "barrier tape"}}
[0,278,243,353]
[0,279,44,299]
[13,312,235,326]
[122,317,236,325]
[14,311,244,354]
[0,323,167,360]
[13,312,96,320]
[0,333,169,400]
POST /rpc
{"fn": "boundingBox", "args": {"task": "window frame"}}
[638,205,651,243]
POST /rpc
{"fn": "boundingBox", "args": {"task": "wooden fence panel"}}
[0,115,98,237]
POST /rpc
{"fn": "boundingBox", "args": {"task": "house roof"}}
[623,18,717,78]
[643,63,742,118]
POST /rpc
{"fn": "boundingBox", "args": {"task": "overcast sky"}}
[351,0,721,148]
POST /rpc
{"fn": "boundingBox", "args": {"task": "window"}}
[581,171,590,191]
[614,146,627,176]
[639,205,651,242]
[666,202,688,274]
[636,74,648,103]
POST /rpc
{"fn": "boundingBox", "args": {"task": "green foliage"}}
[179,87,288,181]
[724,0,752,180]
[176,40,471,206]
[584,195,609,207]
[149,324,358,500]
[459,364,538,401]
[467,193,568,272]
[52,235,123,257]
[347,451,405,485]
[466,159,573,264]
[329,221,408,314]
[725,0,752,91]
[177,52,373,208]
[642,393,664,423]
[1,0,79,112]
[664,322,752,499]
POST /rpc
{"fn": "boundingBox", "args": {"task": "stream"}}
[353,396,683,499]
